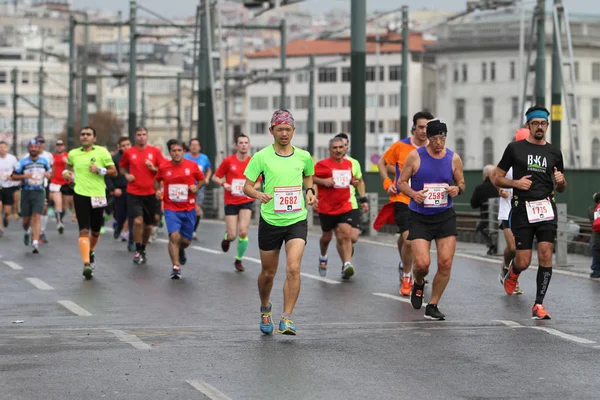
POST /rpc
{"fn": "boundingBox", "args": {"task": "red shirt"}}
[314,157,354,215]
[120,145,165,196]
[51,152,69,185]
[156,159,205,212]
[214,154,256,205]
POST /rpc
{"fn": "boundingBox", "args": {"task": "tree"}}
[60,111,123,151]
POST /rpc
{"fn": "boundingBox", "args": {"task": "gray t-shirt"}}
[0,153,20,188]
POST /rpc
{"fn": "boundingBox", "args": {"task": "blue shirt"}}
[14,157,51,191]
[184,153,212,174]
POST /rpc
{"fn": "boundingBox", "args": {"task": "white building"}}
[429,10,600,169]
[245,32,431,170]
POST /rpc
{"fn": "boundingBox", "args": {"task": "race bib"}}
[28,173,44,187]
[232,179,246,196]
[0,171,10,181]
[525,198,555,223]
[423,183,449,208]
[91,196,108,209]
[332,169,352,188]
[274,186,302,214]
[49,183,61,193]
[168,184,189,202]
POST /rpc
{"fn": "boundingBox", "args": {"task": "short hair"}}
[0,140,7,146]
[235,133,249,144]
[80,126,97,137]
[413,111,435,127]
[167,139,185,152]
[328,137,344,148]
[525,105,550,116]
[594,192,600,204]
[135,126,148,133]
[118,136,130,145]
[334,133,349,141]
[189,138,201,147]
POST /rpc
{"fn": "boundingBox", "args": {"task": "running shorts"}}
[258,217,307,251]
[20,189,45,217]
[164,209,196,241]
[127,193,158,225]
[0,186,19,206]
[319,210,360,232]
[224,201,253,216]
[394,202,410,234]
[74,193,106,232]
[407,208,457,242]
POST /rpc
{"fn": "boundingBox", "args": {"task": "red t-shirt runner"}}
[120,145,165,196]
[214,154,258,205]
[156,159,205,212]
[51,152,69,185]
[314,157,354,215]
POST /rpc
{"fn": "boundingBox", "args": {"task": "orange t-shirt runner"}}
[156,159,205,212]
[51,152,69,186]
[120,146,165,196]
[314,157,354,215]
[214,154,257,205]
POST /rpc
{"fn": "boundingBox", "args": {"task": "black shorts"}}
[499,220,510,230]
[0,186,19,206]
[394,202,410,234]
[319,210,359,232]
[127,193,158,225]
[74,193,105,232]
[407,208,457,242]
[258,217,308,251]
[509,206,557,250]
[224,201,253,216]
[60,183,75,196]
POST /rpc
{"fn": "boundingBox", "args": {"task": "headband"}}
[270,109,295,127]
[526,109,549,122]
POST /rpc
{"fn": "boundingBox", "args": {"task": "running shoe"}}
[341,263,355,280]
[278,317,297,335]
[140,251,148,264]
[192,232,198,241]
[234,259,245,272]
[57,222,64,234]
[150,226,158,242]
[503,267,520,295]
[133,251,143,264]
[424,304,446,321]
[171,265,181,279]
[121,231,128,242]
[40,232,48,243]
[2,215,8,228]
[318,256,328,277]
[400,276,413,297]
[24,231,30,247]
[127,243,135,252]
[89,251,96,270]
[411,280,425,309]
[179,248,187,266]
[532,304,551,320]
[113,224,122,240]
[513,284,523,295]
[260,302,274,335]
[221,236,231,252]
[0,228,3,238]
[82,263,93,280]
[32,243,39,254]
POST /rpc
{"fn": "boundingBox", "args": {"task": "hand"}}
[24,172,33,179]
[386,184,398,195]
[445,185,460,198]
[499,189,510,198]
[114,188,122,197]
[351,178,360,188]
[89,163,98,174]
[553,167,565,185]
[63,171,73,181]
[125,173,135,182]
[361,202,369,213]
[145,160,154,170]
[44,171,52,180]
[513,175,532,191]
[257,192,273,204]
[155,189,163,200]
[306,192,317,208]
[205,177,210,185]
[322,177,335,187]
[189,184,199,194]
[222,183,232,192]
[412,189,428,204]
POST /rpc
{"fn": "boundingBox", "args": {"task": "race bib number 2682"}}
[274,186,302,214]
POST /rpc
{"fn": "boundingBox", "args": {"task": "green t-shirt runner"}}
[244,145,314,226]
[67,146,115,197]
[346,155,363,210]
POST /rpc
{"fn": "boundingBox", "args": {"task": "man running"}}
[243,109,316,336]
[106,136,132,244]
[376,111,434,296]
[63,127,117,279]
[314,137,357,279]
[493,105,566,320]
[31,136,54,243]
[119,126,164,264]
[399,119,465,320]
[11,140,52,253]
[49,139,72,234]
[155,139,204,279]
[212,133,258,272]
[0,140,20,234]
[184,138,212,240]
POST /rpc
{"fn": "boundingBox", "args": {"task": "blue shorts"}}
[164,209,196,241]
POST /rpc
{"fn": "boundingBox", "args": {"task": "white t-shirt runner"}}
[0,153,20,188]
[497,168,513,221]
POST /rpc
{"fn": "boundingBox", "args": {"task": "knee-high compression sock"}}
[78,237,90,264]
[41,215,48,232]
[535,267,553,305]
[236,237,249,260]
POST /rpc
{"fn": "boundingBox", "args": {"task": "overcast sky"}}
[71,0,593,19]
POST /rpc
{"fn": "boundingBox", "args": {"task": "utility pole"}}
[535,0,546,106]
[550,0,562,146]
[37,65,44,137]
[128,0,137,140]
[67,15,76,150]
[223,76,229,143]
[400,5,409,139]
[279,18,287,109]
[80,12,89,127]
[307,54,315,156]
[197,2,206,143]
[197,0,217,164]
[12,68,18,155]
[189,5,201,140]
[140,78,146,127]
[350,0,366,167]
[176,74,182,140]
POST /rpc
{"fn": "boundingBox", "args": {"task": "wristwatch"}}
[305,188,315,196]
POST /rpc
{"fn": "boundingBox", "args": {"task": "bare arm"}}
[398,150,420,200]
[491,167,513,189]
[448,153,465,197]
[106,165,118,178]
[313,175,333,187]
[205,167,213,182]
[211,174,225,186]
[377,156,391,181]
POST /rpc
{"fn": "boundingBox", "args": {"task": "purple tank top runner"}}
[409,146,455,215]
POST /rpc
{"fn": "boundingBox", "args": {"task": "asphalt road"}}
[1,217,600,400]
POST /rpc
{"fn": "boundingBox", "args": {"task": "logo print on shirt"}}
[527,155,547,172]
[132,154,137,160]
[231,166,237,171]
[185,168,190,175]
[167,171,172,176]
[148,154,153,160]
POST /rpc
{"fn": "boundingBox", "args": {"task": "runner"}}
[212,133,258,272]
[243,109,316,335]
[313,137,357,279]
[0,140,20,234]
[493,105,566,320]
[119,126,164,264]
[155,139,205,279]
[30,136,54,243]
[399,119,465,320]
[10,139,52,253]
[49,139,72,234]
[184,138,212,240]
[106,136,131,243]
[375,111,433,296]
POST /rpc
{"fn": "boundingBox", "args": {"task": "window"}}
[389,65,402,81]
[250,121,267,135]
[483,97,494,120]
[318,121,336,133]
[0,71,6,84]
[388,93,400,107]
[511,97,519,119]
[455,138,465,160]
[249,96,268,110]
[378,66,385,81]
[166,107,172,123]
[341,121,351,133]
[233,124,242,136]
[233,96,243,114]
[378,94,385,107]
[0,94,7,107]
[462,64,468,82]
[593,63,600,82]
[453,66,459,83]
[510,61,516,80]
[341,95,351,107]
[295,70,308,83]
[295,95,309,109]
[21,71,30,84]
[365,66,376,82]
[317,146,329,160]
[455,98,466,121]
[184,106,191,124]
[389,120,400,133]
[366,94,377,108]
[593,98,600,120]
[575,61,579,81]
[481,62,487,81]
[490,62,496,82]
[483,138,494,165]
[342,67,351,82]
[272,96,291,109]
[295,120,307,134]
[367,120,376,134]
[318,95,337,108]
[592,138,600,167]
[318,67,337,83]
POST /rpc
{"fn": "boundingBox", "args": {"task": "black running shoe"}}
[140,251,148,264]
[424,304,446,321]
[411,280,425,310]
[179,248,187,266]
[89,251,96,270]
[2,216,8,228]
[113,224,123,240]
[221,238,231,252]
[171,265,181,279]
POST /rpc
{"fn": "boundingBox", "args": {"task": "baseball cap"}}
[426,119,448,138]
[56,139,65,145]
[35,135,45,142]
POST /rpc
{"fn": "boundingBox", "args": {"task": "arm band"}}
[97,167,107,176]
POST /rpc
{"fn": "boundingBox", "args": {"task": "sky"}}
[71,0,592,19]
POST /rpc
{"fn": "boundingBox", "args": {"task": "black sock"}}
[140,244,146,252]
[194,215,200,232]
[535,267,552,304]
[135,242,142,252]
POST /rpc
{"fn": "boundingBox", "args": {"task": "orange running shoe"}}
[532,304,551,320]
[503,268,520,295]
[400,276,413,297]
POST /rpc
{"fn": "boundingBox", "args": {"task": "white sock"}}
[41,215,48,232]
[32,239,39,246]
[344,261,352,267]
[403,272,412,278]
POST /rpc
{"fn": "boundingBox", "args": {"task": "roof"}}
[247,32,430,59]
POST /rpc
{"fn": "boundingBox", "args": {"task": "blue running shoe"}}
[260,302,274,335]
[24,231,30,247]
[278,317,297,335]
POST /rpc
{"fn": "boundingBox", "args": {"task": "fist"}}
[553,167,565,185]
[413,189,428,204]
[257,192,273,204]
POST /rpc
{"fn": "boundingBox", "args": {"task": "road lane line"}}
[57,300,93,316]
[106,329,152,350]
[373,292,429,306]
[191,246,221,255]
[300,272,341,285]
[493,320,523,328]
[243,256,261,264]
[531,326,596,345]
[186,380,232,400]
[26,277,53,290]
[4,261,24,270]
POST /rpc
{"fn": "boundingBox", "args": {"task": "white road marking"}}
[191,246,221,255]
[300,272,341,285]
[493,320,596,345]
[26,277,53,290]
[186,380,232,400]
[243,256,261,264]
[57,300,93,316]
[106,329,152,350]
[493,320,523,328]
[4,261,24,270]
[372,292,429,306]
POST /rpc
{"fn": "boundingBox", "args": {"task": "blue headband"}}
[526,109,549,122]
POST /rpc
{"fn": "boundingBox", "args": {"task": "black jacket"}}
[470,177,499,220]
[105,150,128,192]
